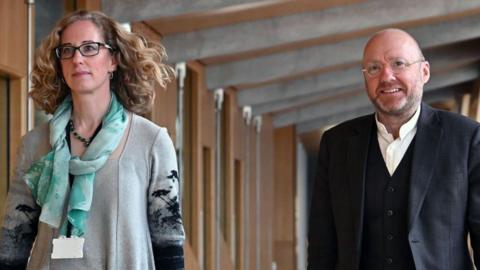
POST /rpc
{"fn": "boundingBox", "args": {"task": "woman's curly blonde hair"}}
[30,10,174,115]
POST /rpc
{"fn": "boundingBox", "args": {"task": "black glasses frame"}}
[54,42,114,60]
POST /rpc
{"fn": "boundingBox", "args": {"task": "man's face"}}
[362,31,430,119]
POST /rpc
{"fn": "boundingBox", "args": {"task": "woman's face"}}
[59,20,116,96]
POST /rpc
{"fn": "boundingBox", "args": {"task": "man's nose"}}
[379,65,396,81]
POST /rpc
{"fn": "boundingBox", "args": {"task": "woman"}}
[0,10,184,270]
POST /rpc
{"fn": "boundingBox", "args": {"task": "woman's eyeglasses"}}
[54,42,114,60]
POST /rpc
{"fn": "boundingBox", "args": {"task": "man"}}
[307,28,480,270]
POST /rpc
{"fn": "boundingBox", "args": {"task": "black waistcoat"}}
[360,133,416,270]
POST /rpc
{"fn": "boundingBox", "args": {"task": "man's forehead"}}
[363,33,418,61]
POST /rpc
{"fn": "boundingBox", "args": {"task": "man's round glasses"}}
[362,58,425,78]
[54,42,114,60]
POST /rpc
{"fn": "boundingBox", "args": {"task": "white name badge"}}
[51,237,85,259]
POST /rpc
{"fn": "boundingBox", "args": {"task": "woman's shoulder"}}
[16,121,51,164]
[21,122,50,150]
[130,114,171,142]
[131,114,163,132]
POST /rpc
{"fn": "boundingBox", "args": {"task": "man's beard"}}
[372,87,422,117]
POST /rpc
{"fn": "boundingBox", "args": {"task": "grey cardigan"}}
[0,113,185,270]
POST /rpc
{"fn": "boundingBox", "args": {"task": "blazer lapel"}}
[407,104,443,232]
[346,115,374,254]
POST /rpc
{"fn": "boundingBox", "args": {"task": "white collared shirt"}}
[375,106,421,176]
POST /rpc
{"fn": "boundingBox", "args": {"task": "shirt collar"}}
[375,105,421,141]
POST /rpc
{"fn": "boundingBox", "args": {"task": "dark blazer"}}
[308,103,480,270]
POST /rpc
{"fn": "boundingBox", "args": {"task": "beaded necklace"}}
[69,119,92,147]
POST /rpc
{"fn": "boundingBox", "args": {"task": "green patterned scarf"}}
[24,93,127,237]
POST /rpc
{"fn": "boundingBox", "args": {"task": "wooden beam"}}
[423,87,459,104]
[146,0,363,35]
[102,0,262,22]
[251,45,480,116]
[161,0,480,63]
[206,37,366,90]
[205,16,480,89]
[237,66,361,107]
[426,40,480,73]
[426,65,480,92]
[274,91,370,128]
[238,53,480,109]
[251,83,364,116]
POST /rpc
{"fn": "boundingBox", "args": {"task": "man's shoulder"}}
[324,113,374,137]
[424,105,480,131]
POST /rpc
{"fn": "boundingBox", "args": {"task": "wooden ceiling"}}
[102,0,480,134]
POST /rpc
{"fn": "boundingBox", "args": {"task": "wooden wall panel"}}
[184,242,199,270]
[273,126,297,270]
[261,115,274,270]
[200,89,216,145]
[76,0,101,11]
[201,75,217,270]
[150,79,178,140]
[1,1,29,218]
[469,82,480,122]
[223,89,236,262]
[234,158,244,270]
[184,61,205,270]
[182,65,194,260]
[232,93,246,270]
[220,237,234,270]
[0,0,28,228]
[0,0,28,77]
[0,78,6,225]
[203,146,215,270]
[248,125,258,270]
[131,22,177,137]
[9,79,28,184]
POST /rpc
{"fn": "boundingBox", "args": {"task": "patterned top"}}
[0,114,185,270]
